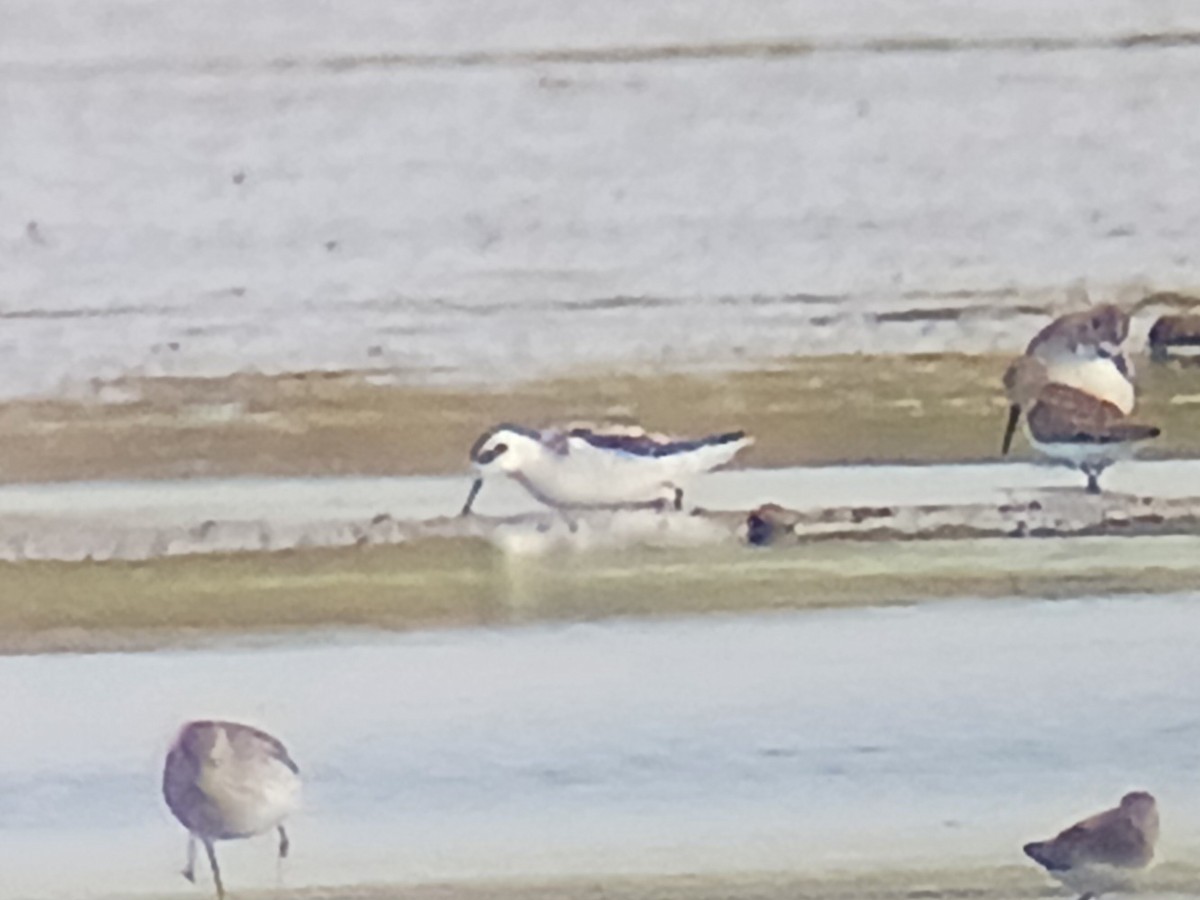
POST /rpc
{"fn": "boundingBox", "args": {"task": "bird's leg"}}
[203,839,225,900]
[672,486,684,511]
[554,507,579,533]
[1083,464,1102,495]
[277,824,291,885]
[182,833,197,883]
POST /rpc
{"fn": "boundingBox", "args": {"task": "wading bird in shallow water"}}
[1024,791,1158,900]
[460,424,753,515]
[163,720,301,900]
[1001,355,1159,494]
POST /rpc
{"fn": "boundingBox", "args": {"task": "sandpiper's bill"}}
[163,720,302,900]
[460,424,753,514]
[1001,355,1159,494]
[1024,791,1158,900]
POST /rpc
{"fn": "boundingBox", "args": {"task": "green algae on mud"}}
[3,353,1200,483]
[5,534,1200,654]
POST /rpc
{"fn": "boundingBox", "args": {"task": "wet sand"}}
[8,531,1200,655]
[4,353,1200,483]
[239,865,1198,900]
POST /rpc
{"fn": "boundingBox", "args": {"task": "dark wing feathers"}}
[233,723,300,774]
[570,428,746,457]
[1025,805,1153,872]
[1027,384,1159,445]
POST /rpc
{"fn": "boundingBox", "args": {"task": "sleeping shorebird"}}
[163,720,302,900]
[1024,791,1159,900]
[1149,313,1200,361]
[1001,355,1159,493]
[460,424,753,515]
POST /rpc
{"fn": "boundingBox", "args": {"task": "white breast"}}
[1043,357,1135,413]
[199,753,302,838]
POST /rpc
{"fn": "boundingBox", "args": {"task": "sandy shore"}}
[2,353,1199,483]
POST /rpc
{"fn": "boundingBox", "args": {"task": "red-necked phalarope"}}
[461,424,753,515]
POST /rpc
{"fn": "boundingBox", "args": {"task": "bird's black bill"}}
[461,477,484,516]
[1001,403,1021,455]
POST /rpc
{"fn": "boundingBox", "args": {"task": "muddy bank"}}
[3,353,1200,483]
[4,458,1200,562]
[219,864,1198,900]
[7,530,1200,655]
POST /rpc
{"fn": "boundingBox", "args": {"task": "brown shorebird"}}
[1001,355,1159,493]
[163,720,302,899]
[1148,313,1200,361]
[1024,791,1159,900]
[460,424,753,515]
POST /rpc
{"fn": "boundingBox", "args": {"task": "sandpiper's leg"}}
[203,839,225,900]
[182,833,197,882]
[554,508,579,532]
[672,487,684,511]
[276,824,291,885]
[1083,465,1102,495]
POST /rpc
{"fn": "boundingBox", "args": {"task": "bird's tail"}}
[679,431,754,473]
[1023,840,1068,872]
[1110,423,1161,442]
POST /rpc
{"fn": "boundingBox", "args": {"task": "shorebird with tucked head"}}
[460,424,753,515]
[1001,355,1159,493]
[1023,304,1136,415]
[1024,791,1159,900]
[163,720,301,900]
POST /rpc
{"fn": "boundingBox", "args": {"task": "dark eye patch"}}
[475,442,509,465]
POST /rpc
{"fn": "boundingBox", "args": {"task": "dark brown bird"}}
[163,720,302,899]
[1024,791,1159,900]
[1148,313,1200,360]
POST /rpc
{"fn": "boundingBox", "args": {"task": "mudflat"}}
[128,863,1199,900]
[3,354,1200,484]
[7,533,1200,654]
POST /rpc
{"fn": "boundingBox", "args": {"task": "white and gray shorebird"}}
[1024,791,1159,900]
[460,424,754,515]
[162,720,302,900]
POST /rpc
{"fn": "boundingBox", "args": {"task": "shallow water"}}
[2,595,1200,898]
[1,458,1198,527]
[5,2,1200,396]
